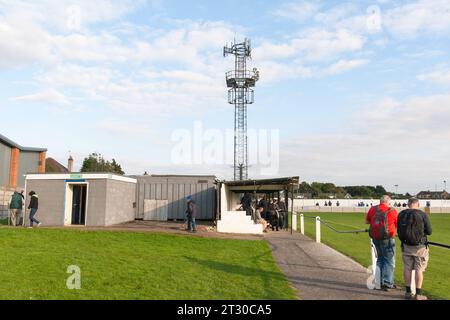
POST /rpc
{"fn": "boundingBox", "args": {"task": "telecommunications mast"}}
[224,38,259,181]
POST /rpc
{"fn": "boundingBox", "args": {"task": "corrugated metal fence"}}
[134,175,217,220]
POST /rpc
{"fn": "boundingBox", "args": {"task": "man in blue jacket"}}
[186,195,197,233]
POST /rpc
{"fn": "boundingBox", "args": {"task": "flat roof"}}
[134,174,217,179]
[25,173,137,184]
[0,133,47,152]
[222,176,300,192]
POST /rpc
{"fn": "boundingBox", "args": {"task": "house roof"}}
[0,133,47,152]
[46,158,68,173]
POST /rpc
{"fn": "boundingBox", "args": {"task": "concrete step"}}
[217,221,264,234]
[217,211,264,234]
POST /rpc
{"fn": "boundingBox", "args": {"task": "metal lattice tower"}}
[224,38,259,181]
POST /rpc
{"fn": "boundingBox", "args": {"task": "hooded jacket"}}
[28,193,39,210]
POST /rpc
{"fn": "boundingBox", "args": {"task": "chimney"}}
[68,155,74,173]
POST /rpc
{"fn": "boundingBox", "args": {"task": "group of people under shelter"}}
[239,193,287,232]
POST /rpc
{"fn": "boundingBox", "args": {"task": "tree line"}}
[298,182,412,199]
[80,153,124,175]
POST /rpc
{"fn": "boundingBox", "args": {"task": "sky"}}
[1,0,450,194]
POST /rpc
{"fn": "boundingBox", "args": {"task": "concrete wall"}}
[85,179,107,227]
[26,179,66,226]
[294,199,450,211]
[0,142,11,187]
[104,179,136,226]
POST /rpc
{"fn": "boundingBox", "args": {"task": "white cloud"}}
[417,67,450,85]
[0,0,147,31]
[273,1,321,22]
[324,59,368,75]
[384,0,450,37]
[13,89,70,105]
[0,16,52,68]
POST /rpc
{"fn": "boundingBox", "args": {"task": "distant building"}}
[416,190,449,200]
[0,134,47,189]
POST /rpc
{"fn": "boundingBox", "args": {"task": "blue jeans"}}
[373,238,396,287]
[29,208,40,227]
[187,216,196,231]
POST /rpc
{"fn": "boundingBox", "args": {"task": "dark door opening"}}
[71,185,87,225]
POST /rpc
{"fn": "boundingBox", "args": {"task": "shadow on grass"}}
[184,255,285,280]
[183,255,294,299]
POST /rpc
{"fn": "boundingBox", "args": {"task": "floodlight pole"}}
[224,38,259,181]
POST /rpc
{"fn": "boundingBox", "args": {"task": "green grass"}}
[0,228,296,300]
[0,219,7,225]
[298,212,450,300]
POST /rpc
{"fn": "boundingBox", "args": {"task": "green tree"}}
[80,153,125,175]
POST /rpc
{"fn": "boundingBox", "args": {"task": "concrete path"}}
[265,231,404,300]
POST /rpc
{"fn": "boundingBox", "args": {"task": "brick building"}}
[0,134,47,189]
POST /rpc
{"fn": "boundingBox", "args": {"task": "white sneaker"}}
[28,227,33,229]
[37,223,42,227]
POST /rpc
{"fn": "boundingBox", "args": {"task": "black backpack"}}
[397,210,425,246]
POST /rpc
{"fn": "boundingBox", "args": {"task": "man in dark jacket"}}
[9,189,23,226]
[278,200,287,230]
[398,198,432,300]
[28,191,41,228]
[186,195,197,232]
[258,195,269,221]
[269,201,280,231]
[240,193,252,217]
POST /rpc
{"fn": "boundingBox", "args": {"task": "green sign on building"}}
[70,174,83,180]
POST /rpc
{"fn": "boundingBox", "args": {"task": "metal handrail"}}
[321,220,368,234]
[225,70,258,80]
[427,242,450,249]
[297,212,450,249]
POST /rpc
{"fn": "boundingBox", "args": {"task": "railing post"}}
[370,240,381,290]
[300,214,304,235]
[315,217,321,243]
[292,212,297,231]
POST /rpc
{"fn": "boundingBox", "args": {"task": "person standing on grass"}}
[9,188,23,226]
[366,195,399,291]
[397,198,432,300]
[185,195,197,233]
[28,191,41,228]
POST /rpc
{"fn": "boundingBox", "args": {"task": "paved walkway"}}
[265,231,404,300]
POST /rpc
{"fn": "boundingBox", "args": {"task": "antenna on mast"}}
[224,38,260,181]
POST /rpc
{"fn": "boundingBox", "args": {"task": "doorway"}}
[70,184,87,225]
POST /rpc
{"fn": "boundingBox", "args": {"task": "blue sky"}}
[1,0,450,194]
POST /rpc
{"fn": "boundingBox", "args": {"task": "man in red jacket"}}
[366,195,399,291]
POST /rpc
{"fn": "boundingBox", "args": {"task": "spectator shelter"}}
[216,177,300,234]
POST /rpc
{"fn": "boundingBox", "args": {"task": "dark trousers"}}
[29,208,40,227]
[187,216,196,231]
